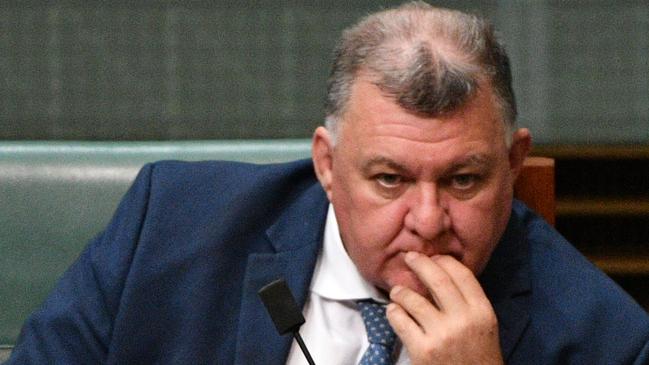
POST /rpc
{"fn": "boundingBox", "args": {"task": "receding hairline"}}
[324,2,517,146]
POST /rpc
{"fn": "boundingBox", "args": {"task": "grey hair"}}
[324,1,517,146]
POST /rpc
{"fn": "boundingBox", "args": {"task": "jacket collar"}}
[234,182,329,365]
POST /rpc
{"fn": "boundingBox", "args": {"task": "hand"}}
[386,252,503,365]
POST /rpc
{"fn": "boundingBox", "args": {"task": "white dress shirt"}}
[285,205,410,365]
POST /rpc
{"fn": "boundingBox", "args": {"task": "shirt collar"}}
[310,204,388,303]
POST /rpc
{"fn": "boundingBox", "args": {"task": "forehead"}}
[338,78,506,150]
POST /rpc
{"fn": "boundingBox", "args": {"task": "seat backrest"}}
[0,140,312,356]
[0,141,555,359]
[514,157,556,225]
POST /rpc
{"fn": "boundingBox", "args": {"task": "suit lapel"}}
[480,202,532,361]
[234,183,329,365]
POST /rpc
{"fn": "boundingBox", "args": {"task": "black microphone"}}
[258,278,316,365]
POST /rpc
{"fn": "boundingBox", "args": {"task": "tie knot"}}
[357,300,397,347]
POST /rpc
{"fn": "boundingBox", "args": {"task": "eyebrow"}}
[360,156,409,176]
[445,154,493,174]
[360,153,494,176]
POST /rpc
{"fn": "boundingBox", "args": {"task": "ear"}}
[312,126,335,201]
[508,128,532,180]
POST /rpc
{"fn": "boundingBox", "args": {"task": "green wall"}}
[1,1,648,144]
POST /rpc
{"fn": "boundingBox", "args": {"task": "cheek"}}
[449,183,512,273]
[331,182,408,287]
[337,205,405,264]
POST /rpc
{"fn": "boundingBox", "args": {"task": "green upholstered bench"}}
[0,140,312,361]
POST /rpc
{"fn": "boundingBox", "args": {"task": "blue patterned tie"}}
[357,300,397,365]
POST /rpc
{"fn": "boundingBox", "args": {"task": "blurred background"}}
[2,1,648,142]
[1,1,647,306]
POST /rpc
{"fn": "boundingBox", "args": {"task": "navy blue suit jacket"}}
[7,160,649,364]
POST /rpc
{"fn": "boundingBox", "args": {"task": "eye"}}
[450,174,479,190]
[375,173,403,188]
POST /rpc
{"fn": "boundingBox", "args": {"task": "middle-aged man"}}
[5,2,649,364]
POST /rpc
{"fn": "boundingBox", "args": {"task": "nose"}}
[403,183,451,241]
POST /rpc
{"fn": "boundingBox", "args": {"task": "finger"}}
[431,255,489,306]
[389,285,440,329]
[404,251,467,311]
[385,302,424,348]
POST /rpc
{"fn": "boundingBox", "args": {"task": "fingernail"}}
[404,251,419,263]
[390,285,403,297]
[386,303,396,313]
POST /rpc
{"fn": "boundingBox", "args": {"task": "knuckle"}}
[476,302,497,322]
[462,306,498,335]
[456,265,476,282]
[390,285,408,301]
[484,310,499,328]
[419,340,440,359]
[401,286,419,300]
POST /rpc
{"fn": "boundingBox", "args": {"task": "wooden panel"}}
[590,255,649,276]
[515,157,555,225]
[533,145,649,159]
[557,198,649,216]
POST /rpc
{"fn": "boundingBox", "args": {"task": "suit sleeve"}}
[4,164,155,364]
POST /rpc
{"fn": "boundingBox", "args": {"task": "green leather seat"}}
[0,140,312,359]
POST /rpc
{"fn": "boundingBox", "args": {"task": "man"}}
[6,2,649,364]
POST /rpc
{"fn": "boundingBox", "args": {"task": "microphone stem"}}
[293,331,316,365]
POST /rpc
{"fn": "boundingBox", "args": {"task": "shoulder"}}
[513,201,649,362]
[128,158,320,233]
[517,201,639,315]
[134,158,317,204]
[145,158,315,189]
